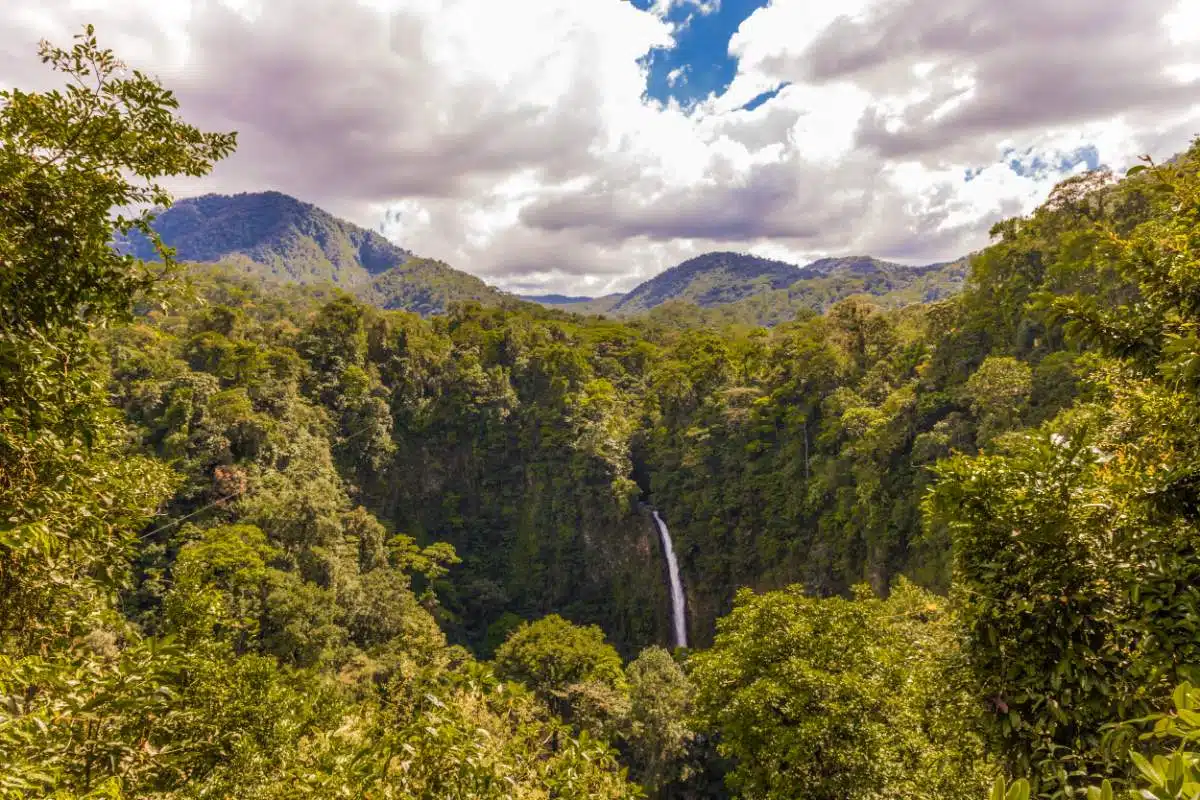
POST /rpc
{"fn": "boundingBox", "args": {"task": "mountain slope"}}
[358,257,512,315]
[715,256,970,326]
[123,191,510,314]
[124,191,412,285]
[792,255,969,306]
[605,251,968,324]
[611,252,803,315]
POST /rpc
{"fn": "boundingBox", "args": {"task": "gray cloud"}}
[1,0,611,217]
[521,155,875,242]
[712,101,803,151]
[794,0,1200,159]
[502,0,1200,283]
[174,1,606,212]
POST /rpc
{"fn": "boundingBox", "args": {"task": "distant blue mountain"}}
[519,293,595,304]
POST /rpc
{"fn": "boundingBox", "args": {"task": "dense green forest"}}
[5,26,1200,800]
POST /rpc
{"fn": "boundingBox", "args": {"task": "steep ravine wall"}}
[365,441,674,657]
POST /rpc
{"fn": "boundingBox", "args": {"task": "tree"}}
[494,614,626,725]
[690,582,991,800]
[0,24,237,648]
[162,523,277,647]
[964,356,1033,445]
[623,646,696,792]
[0,25,235,335]
[0,27,646,799]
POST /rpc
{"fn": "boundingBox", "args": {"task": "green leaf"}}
[1174,682,1193,713]
[1131,751,1164,787]
[1005,778,1030,800]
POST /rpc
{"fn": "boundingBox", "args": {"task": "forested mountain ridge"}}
[119,190,513,314]
[118,190,412,284]
[521,293,596,304]
[525,251,970,325]
[611,251,969,316]
[708,253,970,325]
[8,24,1200,800]
[610,251,804,314]
[126,193,965,323]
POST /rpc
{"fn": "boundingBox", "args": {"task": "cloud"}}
[745,0,1200,161]
[175,0,668,211]
[647,0,722,20]
[0,0,668,207]
[2,0,1198,295]
[520,153,876,242]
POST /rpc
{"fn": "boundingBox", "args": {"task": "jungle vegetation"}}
[4,26,1200,800]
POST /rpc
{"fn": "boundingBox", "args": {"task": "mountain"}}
[522,293,626,315]
[521,294,595,304]
[789,254,969,306]
[610,252,803,315]
[603,251,968,325]
[121,194,965,322]
[122,191,510,314]
[714,256,970,326]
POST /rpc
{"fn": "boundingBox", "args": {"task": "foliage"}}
[690,579,992,799]
[964,355,1033,444]
[494,614,625,716]
[1107,681,1200,800]
[0,24,232,652]
[623,646,697,792]
[993,681,1200,800]
[926,141,1200,797]
[0,27,236,335]
[493,620,705,797]
[0,27,639,799]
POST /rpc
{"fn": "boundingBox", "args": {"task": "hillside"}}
[535,252,969,325]
[521,294,594,304]
[124,198,963,323]
[610,251,803,315]
[718,255,971,325]
[357,256,516,314]
[122,191,511,314]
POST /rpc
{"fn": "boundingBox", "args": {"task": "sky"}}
[2,1,1199,295]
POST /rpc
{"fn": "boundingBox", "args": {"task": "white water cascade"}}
[651,509,688,649]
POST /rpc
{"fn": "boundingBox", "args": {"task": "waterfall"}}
[651,509,688,649]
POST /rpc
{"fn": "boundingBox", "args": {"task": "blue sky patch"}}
[739,82,790,112]
[965,145,1104,183]
[1004,145,1103,178]
[632,0,773,108]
